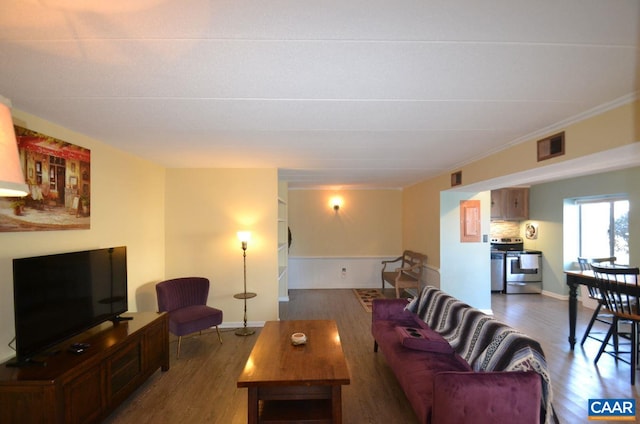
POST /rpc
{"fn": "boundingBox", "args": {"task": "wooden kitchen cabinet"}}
[491,188,529,220]
[504,188,529,220]
[490,190,504,219]
[0,312,169,424]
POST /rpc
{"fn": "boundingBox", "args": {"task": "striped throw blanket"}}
[407,286,556,424]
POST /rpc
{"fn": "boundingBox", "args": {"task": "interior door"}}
[56,166,66,206]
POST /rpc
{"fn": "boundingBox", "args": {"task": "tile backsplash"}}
[490,221,520,238]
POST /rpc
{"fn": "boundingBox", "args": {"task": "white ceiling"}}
[1,0,638,189]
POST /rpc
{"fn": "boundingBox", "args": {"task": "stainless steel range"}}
[490,237,542,294]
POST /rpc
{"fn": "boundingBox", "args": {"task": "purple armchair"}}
[156,277,223,358]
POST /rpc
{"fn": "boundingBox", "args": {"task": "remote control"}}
[71,342,90,349]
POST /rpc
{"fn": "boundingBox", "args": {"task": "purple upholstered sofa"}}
[372,286,556,424]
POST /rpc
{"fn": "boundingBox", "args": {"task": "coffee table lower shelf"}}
[260,399,332,423]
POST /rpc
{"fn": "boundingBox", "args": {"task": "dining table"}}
[565,268,640,350]
[565,270,596,350]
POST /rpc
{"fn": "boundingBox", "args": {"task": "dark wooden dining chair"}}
[578,257,616,346]
[591,264,640,384]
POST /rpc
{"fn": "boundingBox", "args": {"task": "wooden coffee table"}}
[237,320,351,423]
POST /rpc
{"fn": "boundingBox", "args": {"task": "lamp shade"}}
[237,231,251,243]
[0,96,28,197]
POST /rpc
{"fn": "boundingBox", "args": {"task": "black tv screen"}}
[12,246,128,364]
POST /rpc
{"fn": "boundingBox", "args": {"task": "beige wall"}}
[288,189,402,257]
[403,100,640,271]
[402,173,450,266]
[164,168,279,325]
[0,110,166,362]
[461,101,639,185]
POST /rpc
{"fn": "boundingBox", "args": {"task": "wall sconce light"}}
[234,231,255,336]
[0,95,28,197]
[330,196,343,212]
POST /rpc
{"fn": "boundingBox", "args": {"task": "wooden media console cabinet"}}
[0,311,169,424]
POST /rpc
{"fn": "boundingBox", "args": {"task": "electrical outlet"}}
[341,267,347,278]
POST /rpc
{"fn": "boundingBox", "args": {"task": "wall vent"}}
[537,131,565,162]
[451,171,462,187]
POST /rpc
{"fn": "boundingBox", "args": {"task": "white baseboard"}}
[541,290,568,301]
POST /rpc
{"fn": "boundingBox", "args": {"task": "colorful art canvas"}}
[0,126,91,232]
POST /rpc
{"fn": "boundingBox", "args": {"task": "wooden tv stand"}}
[0,312,169,424]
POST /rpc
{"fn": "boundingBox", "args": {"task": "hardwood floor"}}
[103,289,640,424]
[491,293,640,424]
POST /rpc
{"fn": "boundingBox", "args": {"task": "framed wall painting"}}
[0,126,91,232]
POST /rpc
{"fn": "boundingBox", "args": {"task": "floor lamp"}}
[234,231,256,336]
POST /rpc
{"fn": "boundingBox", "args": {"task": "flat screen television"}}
[10,246,128,366]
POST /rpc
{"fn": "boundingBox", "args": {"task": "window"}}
[578,197,629,264]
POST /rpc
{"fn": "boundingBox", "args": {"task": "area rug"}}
[353,288,386,312]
